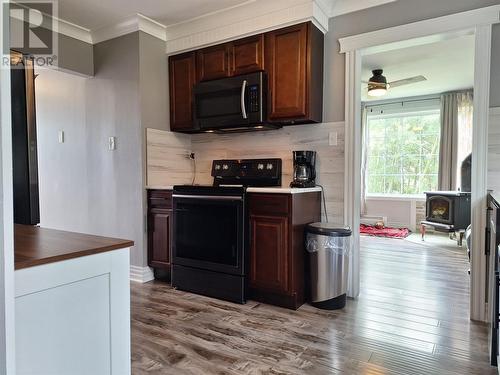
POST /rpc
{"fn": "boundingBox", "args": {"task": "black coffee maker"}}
[290,151,316,188]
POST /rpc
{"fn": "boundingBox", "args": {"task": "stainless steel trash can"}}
[305,223,351,310]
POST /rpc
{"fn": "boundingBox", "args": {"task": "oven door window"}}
[174,198,242,272]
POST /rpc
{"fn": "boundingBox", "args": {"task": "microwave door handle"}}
[240,80,248,119]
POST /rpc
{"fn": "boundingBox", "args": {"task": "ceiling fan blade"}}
[389,75,427,88]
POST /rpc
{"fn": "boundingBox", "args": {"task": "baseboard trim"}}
[130,265,155,283]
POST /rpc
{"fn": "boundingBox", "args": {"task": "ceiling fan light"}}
[367,69,389,97]
[368,87,387,97]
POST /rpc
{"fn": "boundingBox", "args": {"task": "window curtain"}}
[438,91,473,191]
[456,91,473,185]
[360,106,368,215]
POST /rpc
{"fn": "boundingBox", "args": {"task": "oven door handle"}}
[172,194,243,201]
[240,80,248,119]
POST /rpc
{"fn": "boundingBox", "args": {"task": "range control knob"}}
[266,163,273,170]
[223,164,229,170]
[215,164,221,170]
[257,163,264,170]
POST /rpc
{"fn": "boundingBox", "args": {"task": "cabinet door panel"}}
[148,208,171,268]
[169,52,196,131]
[249,215,289,293]
[265,23,308,121]
[197,45,230,81]
[230,35,264,76]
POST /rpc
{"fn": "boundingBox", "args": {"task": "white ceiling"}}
[55,0,400,32]
[56,0,252,30]
[361,34,475,101]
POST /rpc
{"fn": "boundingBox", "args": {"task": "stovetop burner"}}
[174,158,282,193]
[212,158,282,187]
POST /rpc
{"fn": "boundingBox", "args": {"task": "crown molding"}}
[10,2,93,44]
[10,0,403,47]
[339,4,500,53]
[331,0,397,17]
[165,0,329,54]
[312,0,397,18]
[314,0,336,16]
[57,18,92,43]
[91,13,166,44]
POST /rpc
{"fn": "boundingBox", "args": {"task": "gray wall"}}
[10,17,93,76]
[57,33,94,76]
[36,31,171,267]
[328,0,500,121]
[36,32,146,267]
[86,33,144,266]
[139,32,168,131]
[36,69,89,231]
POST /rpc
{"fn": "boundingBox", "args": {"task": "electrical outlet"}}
[329,132,338,146]
[108,136,116,151]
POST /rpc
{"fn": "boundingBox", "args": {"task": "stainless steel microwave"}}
[193,71,274,132]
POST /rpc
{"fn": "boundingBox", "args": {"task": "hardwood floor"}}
[131,234,496,374]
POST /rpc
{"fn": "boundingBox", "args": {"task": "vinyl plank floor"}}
[131,234,497,374]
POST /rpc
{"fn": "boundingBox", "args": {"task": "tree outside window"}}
[366,110,441,195]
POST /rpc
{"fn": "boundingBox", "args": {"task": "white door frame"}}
[339,5,500,321]
[0,0,17,371]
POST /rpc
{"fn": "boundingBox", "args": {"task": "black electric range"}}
[172,158,282,303]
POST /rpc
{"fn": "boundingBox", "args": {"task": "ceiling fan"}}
[364,69,427,97]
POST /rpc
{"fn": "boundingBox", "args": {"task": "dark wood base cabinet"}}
[147,190,173,279]
[248,192,321,309]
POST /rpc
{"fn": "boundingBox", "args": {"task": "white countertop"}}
[146,185,173,190]
[246,187,322,194]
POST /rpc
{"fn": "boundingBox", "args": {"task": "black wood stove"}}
[420,191,471,245]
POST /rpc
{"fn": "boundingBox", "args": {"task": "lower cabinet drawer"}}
[148,190,172,208]
[248,193,290,215]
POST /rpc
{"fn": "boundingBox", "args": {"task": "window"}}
[366,108,441,195]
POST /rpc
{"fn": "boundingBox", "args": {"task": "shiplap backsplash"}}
[146,122,345,224]
[488,107,500,192]
[146,128,193,186]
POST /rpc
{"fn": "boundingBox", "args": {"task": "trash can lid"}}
[306,222,352,237]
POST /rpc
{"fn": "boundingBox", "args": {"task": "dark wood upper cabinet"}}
[230,35,264,76]
[169,52,197,132]
[167,21,324,133]
[265,22,323,124]
[197,44,231,81]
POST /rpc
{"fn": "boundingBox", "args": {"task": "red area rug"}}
[360,224,410,238]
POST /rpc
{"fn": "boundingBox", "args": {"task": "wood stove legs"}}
[457,231,465,247]
[420,221,465,246]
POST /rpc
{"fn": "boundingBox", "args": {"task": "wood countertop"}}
[15,224,134,270]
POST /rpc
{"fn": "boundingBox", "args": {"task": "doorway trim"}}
[0,0,17,371]
[339,5,500,321]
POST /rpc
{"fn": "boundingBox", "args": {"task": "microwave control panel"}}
[248,85,260,113]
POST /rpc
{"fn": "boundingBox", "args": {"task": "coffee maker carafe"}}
[290,151,316,188]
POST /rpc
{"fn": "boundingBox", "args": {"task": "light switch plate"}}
[58,130,64,143]
[108,136,116,151]
[329,131,338,146]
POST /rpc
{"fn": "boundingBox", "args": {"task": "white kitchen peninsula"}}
[14,225,133,375]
